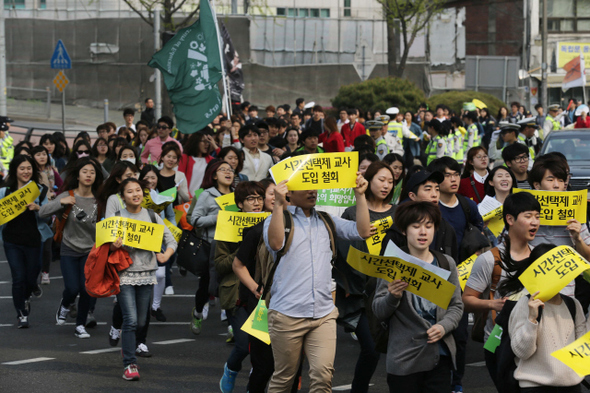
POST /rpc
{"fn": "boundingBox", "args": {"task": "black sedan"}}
[539,128,590,190]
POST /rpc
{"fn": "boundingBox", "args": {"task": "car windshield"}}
[543,134,590,161]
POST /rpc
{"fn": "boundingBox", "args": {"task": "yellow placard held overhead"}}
[214,211,271,243]
[514,189,587,226]
[269,152,359,191]
[346,246,456,309]
[366,216,394,255]
[0,181,41,226]
[457,253,478,291]
[552,329,590,377]
[215,192,239,211]
[164,219,182,243]
[482,206,504,237]
[96,217,165,252]
[519,245,590,302]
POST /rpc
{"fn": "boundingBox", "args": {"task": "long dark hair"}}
[3,155,40,191]
[52,132,70,159]
[117,145,141,168]
[139,164,164,191]
[91,137,111,158]
[96,161,138,217]
[497,242,557,297]
[183,132,212,157]
[363,161,396,204]
[461,146,488,179]
[59,157,104,195]
[217,146,244,174]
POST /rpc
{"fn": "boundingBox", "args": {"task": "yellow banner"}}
[241,307,271,345]
[96,216,165,252]
[0,182,41,226]
[552,329,590,377]
[215,193,239,211]
[482,206,504,237]
[519,245,590,302]
[366,216,394,255]
[164,218,182,243]
[557,42,590,68]
[214,211,271,243]
[141,188,176,214]
[346,246,456,309]
[514,189,587,226]
[457,253,478,291]
[269,152,359,191]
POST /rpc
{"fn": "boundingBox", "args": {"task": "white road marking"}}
[0,324,13,327]
[162,294,194,298]
[2,357,55,365]
[467,361,486,367]
[0,260,7,263]
[80,348,121,355]
[63,322,107,326]
[49,276,63,280]
[0,296,11,299]
[0,281,10,284]
[333,384,374,391]
[152,338,194,345]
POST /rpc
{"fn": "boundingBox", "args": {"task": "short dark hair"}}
[394,201,441,232]
[118,177,145,197]
[296,98,305,106]
[346,108,357,116]
[123,108,135,116]
[463,112,478,122]
[234,181,265,207]
[510,101,521,108]
[291,112,301,119]
[427,156,461,176]
[96,123,108,135]
[239,124,260,140]
[312,105,323,113]
[503,192,540,227]
[528,156,569,187]
[144,97,152,103]
[249,105,258,113]
[364,161,396,204]
[358,153,379,166]
[218,146,244,174]
[502,143,529,163]
[534,103,543,110]
[157,116,174,129]
[354,135,375,151]
[159,141,182,164]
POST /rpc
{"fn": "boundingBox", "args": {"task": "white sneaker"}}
[41,272,50,285]
[56,302,69,326]
[75,325,90,339]
[202,302,209,320]
[164,286,174,295]
[220,309,227,322]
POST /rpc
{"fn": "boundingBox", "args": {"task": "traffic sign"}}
[53,71,69,92]
[51,39,71,69]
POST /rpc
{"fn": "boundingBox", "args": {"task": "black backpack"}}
[494,294,578,393]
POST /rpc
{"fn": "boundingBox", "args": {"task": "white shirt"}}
[473,171,488,184]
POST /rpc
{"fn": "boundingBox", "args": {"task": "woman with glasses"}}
[458,146,489,204]
[140,116,183,166]
[178,131,215,195]
[189,159,234,335]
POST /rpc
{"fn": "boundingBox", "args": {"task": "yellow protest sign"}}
[482,206,504,237]
[457,253,478,291]
[557,42,590,68]
[173,208,184,224]
[141,188,176,214]
[241,307,271,345]
[0,181,40,226]
[366,216,393,255]
[519,245,590,302]
[346,246,456,309]
[552,329,590,377]
[214,211,271,243]
[269,152,358,190]
[215,193,239,211]
[514,189,587,226]
[164,218,182,243]
[96,216,165,252]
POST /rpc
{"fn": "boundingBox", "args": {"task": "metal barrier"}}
[10,122,94,146]
[7,87,51,119]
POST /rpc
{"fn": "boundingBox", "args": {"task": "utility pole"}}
[154,8,162,120]
[542,0,548,109]
[0,4,7,116]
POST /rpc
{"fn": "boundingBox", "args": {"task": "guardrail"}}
[10,122,94,146]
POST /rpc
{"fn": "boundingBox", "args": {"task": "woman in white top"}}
[178,132,215,195]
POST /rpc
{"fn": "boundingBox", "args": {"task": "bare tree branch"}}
[122,0,154,27]
[177,6,200,30]
[171,0,189,14]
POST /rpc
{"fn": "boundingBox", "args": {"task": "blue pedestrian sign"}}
[51,39,71,69]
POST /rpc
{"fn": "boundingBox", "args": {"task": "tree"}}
[122,0,200,32]
[377,0,445,78]
[428,91,506,119]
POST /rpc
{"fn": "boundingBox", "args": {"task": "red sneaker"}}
[122,364,140,381]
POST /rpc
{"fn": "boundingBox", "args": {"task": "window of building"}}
[4,0,25,9]
[542,0,590,32]
[320,9,330,18]
[281,7,330,18]
[344,0,351,17]
[277,7,286,16]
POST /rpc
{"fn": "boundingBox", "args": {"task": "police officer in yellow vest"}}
[0,116,14,176]
[541,104,562,139]
[450,116,466,165]
[516,117,542,160]
[367,120,389,160]
[425,120,447,165]
[462,111,480,152]
[385,107,420,156]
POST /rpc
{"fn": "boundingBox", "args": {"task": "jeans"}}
[41,237,52,273]
[112,299,150,345]
[164,253,175,288]
[351,311,381,393]
[5,241,42,317]
[60,254,92,326]
[451,312,469,387]
[387,356,453,393]
[117,284,152,366]
[484,349,499,390]
[226,306,250,372]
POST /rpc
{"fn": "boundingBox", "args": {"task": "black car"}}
[538,129,590,190]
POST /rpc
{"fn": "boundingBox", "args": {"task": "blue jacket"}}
[0,183,52,242]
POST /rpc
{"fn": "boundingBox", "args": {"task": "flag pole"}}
[210,0,232,117]
[582,54,588,105]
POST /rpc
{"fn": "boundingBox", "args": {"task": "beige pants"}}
[267,308,339,393]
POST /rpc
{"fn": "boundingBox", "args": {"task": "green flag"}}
[148,0,222,134]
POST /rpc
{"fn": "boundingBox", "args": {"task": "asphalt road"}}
[0,243,498,393]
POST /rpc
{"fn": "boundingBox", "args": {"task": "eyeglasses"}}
[474,155,488,160]
[444,172,461,179]
[512,155,529,163]
[157,125,170,130]
[245,196,264,204]
[217,168,234,174]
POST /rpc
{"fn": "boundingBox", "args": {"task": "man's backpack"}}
[471,247,503,343]
[494,294,577,393]
[457,194,490,261]
[253,209,337,308]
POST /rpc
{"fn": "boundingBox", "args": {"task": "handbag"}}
[176,227,211,276]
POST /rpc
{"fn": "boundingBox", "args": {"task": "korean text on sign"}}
[346,246,456,309]
[214,211,271,243]
[269,152,359,191]
[316,188,356,207]
[518,245,590,302]
[141,188,177,214]
[366,216,393,255]
[164,219,182,242]
[514,188,587,226]
[457,253,478,291]
[482,206,504,237]
[552,329,590,377]
[0,181,40,226]
[96,217,165,252]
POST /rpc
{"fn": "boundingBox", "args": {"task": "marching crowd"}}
[1,95,590,393]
